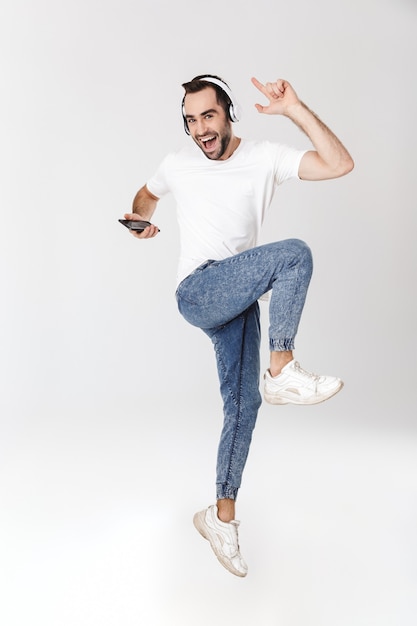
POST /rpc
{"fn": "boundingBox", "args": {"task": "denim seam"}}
[213,316,246,495]
[268,255,302,349]
[213,339,240,409]
[212,250,264,267]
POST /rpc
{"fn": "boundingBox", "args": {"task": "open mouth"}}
[200,135,217,151]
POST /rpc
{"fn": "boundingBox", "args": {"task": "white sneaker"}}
[193,505,248,577]
[264,359,343,405]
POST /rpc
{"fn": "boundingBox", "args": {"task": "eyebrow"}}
[185,108,217,119]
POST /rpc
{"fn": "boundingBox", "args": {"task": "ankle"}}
[217,498,235,523]
[269,351,293,377]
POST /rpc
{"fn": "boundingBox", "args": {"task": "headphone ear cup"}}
[229,103,240,123]
[182,100,191,135]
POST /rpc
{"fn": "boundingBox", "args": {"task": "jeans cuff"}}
[269,338,295,351]
[216,483,238,501]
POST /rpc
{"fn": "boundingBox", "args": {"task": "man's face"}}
[183,87,234,161]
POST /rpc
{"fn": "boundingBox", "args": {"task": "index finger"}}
[251,76,267,95]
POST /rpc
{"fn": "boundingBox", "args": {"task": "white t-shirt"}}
[146,139,306,286]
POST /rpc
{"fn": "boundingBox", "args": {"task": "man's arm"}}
[124,185,160,239]
[251,77,354,181]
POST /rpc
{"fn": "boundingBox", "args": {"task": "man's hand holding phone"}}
[120,213,160,239]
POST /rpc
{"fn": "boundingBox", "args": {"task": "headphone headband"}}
[199,77,237,110]
[182,75,241,135]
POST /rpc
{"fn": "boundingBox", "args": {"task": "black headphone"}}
[181,76,242,135]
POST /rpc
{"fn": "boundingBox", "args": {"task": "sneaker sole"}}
[193,511,247,578]
[264,381,344,405]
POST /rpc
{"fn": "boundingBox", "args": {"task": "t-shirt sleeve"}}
[271,143,308,185]
[146,155,172,198]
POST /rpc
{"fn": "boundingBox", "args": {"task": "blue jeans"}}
[175,239,313,501]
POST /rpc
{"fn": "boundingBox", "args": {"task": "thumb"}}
[254,103,266,114]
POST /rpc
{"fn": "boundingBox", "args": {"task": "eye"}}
[205,114,213,119]
[187,118,195,125]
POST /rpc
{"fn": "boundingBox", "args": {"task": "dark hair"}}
[181,74,232,119]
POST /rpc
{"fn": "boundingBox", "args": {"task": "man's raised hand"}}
[251,77,300,115]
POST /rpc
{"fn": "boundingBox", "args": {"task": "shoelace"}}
[293,361,320,381]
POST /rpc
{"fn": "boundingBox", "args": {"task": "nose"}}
[196,118,209,136]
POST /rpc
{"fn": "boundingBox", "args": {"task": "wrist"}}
[283,100,307,120]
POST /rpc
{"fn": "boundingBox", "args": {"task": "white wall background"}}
[1,0,416,624]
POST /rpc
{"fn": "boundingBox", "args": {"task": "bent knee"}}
[286,238,311,255]
[284,238,312,265]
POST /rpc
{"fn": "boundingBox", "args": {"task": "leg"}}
[192,303,261,578]
[203,301,262,516]
[177,239,341,408]
[261,242,343,404]
[176,239,312,340]
[266,239,313,375]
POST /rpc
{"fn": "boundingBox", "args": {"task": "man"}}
[123,74,354,577]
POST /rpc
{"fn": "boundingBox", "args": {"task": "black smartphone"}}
[118,219,159,232]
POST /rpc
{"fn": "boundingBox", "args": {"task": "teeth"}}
[202,136,215,143]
